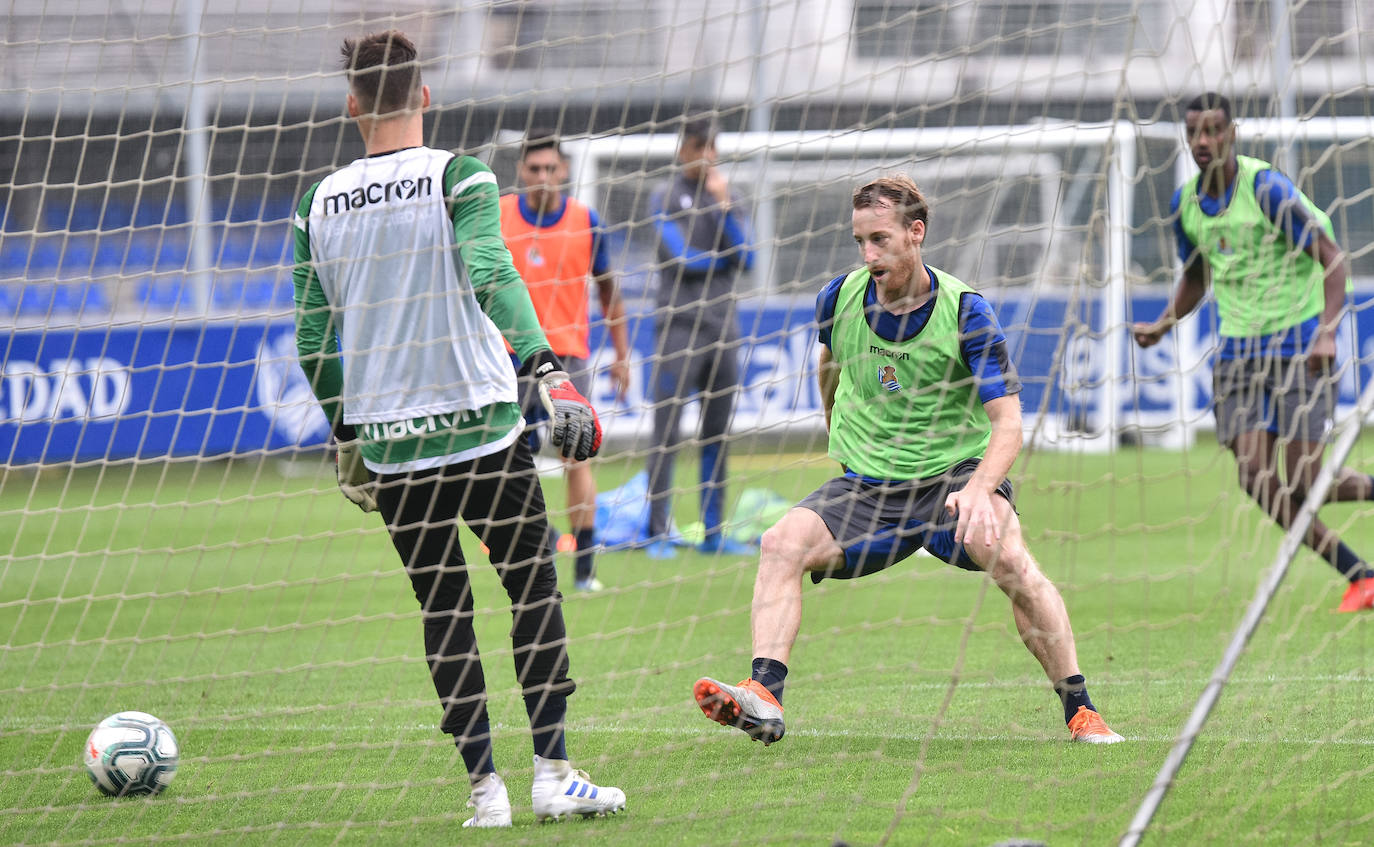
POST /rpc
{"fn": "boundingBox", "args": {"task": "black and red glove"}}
[530,356,602,461]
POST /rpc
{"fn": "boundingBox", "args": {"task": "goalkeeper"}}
[694,175,1123,745]
[292,30,624,827]
[1133,92,1374,613]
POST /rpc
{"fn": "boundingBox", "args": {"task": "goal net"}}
[3,1,1373,845]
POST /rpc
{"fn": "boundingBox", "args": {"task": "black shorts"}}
[797,458,1016,583]
[1212,355,1336,445]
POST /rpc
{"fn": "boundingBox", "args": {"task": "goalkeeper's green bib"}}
[1178,155,1333,337]
[827,266,990,481]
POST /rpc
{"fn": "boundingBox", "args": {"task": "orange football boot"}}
[694,677,785,745]
[1337,576,1374,613]
[1068,705,1124,744]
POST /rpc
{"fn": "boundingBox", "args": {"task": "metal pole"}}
[1172,144,1200,448]
[1119,372,1374,847]
[745,0,776,294]
[1270,0,1297,169]
[1102,123,1135,446]
[180,0,214,317]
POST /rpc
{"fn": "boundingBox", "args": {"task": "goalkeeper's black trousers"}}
[374,437,575,750]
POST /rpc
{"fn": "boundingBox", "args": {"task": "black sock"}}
[751,657,788,706]
[574,528,597,582]
[454,721,496,779]
[524,691,568,761]
[1330,541,1371,582]
[1053,675,1096,725]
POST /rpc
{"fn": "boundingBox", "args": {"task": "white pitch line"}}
[1,719,1371,749]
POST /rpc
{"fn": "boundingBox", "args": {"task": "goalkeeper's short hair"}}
[341,30,423,117]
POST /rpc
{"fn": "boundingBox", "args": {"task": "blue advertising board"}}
[2,291,1369,464]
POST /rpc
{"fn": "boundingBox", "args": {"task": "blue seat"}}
[126,231,162,268]
[43,202,88,232]
[152,234,191,272]
[5,281,109,315]
[99,200,135,231]
[219,192,296,224]
[0,283,18,315]
[93,232,131,272]
[54,281,109,313]
[59,197,134,232]
[134,198,188,228]
[135,276,195,310]
[24,236,63,276]
[273,278,295,307]
[0,237,30,277]
[212,270,283,311]
[240,274,281,308]
[251,228,292,268]
[57,236,97,278]
[218,229,256,267]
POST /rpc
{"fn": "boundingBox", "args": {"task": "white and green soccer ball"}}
[83,711,179,797]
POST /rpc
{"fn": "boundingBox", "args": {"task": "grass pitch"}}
[2,440,1373,846]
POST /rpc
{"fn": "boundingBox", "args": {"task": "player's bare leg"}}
[964,497,1123,743]
[750,507,844,664]
[962,498,1077,680]
[694,507,841,744]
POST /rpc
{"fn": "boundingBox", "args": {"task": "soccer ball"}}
[83,711,179,797]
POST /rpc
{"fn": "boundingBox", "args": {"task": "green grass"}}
[2,441,1373,846]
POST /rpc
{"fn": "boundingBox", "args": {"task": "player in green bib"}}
[693,175,1123,745]
[1133,92,1374,613]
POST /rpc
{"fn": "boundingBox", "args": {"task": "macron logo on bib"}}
[324,176,434,214]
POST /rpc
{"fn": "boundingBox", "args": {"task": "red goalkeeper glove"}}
[533,360,603,461]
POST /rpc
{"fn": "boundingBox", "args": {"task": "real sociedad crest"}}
[878,364,901,392]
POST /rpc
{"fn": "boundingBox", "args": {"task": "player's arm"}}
[1133,188,1208,349]
[946,293,1024,545]
[968,396,1023,496]
[818,346,839,430]
[958,292,1023,495]
[814,273,845,430]
[291,183,354,444]
[590,210,631,399]
[945,396,1023,549]
[1257,168,1350,370]
[445,156,601,459]
[293,185,373,512]
[718,190,755,271]
[1309,231,1349,372]
[651,188,746,275]
[444,155,550,364]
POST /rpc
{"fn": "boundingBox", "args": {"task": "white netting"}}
[3,2,1374,846]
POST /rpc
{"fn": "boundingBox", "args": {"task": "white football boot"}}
[461,772,512,828]
[530,755,626,821]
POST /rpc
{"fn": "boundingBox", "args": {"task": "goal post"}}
[553,122,1148,449]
